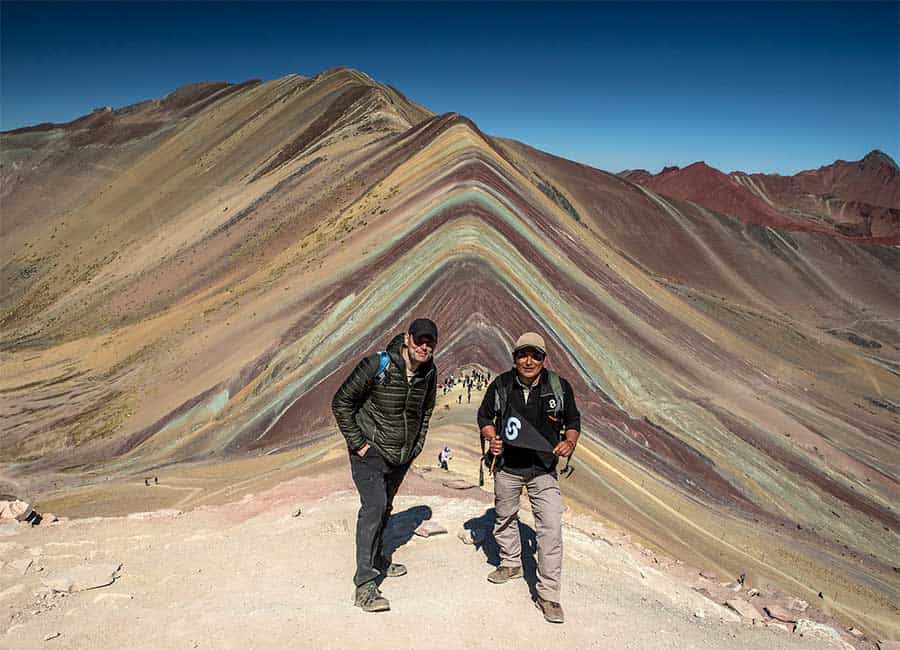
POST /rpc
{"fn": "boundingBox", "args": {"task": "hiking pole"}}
[479,439,485,487]
[488,433,502,477]
[559,435,575,478]
[560,454,574,478]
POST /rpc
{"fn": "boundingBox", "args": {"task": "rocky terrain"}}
[1,67,898,642]
[0,415,888,649]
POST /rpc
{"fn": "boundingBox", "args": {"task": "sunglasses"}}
[412,335,436,349]
[514,348,545,362]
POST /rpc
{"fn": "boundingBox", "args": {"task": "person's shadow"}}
[464,508,539,599]
[379,504,433,583]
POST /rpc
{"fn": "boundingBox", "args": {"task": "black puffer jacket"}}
[332,334,437,466]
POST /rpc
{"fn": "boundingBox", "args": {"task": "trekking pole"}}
[560,454,574,478]
[558,432,575,478]
[479,434,486,486]
[488,433,502,476]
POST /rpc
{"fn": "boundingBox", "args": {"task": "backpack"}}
[479,370,565,485]
[373,351,391,385]
[493,370,564,425]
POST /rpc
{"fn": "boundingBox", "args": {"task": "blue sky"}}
[2,2,897,174]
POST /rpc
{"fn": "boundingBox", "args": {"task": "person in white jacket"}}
[438,445,452,470]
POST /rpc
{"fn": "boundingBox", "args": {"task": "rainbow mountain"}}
[2,68,898,637]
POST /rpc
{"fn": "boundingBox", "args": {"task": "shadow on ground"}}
[383,504,433,559]
[464,508,539,598]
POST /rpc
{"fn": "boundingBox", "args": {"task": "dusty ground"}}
[5,387,885,649]
[0,470,864,650]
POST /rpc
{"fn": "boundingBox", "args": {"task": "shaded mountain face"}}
[2,68,899,636]
[620,152,900,244]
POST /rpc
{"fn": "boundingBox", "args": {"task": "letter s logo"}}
[504,417,521,441]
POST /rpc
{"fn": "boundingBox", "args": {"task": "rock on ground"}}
[414,520,447,537]
[724,598,764,621]
[40,563,121,594]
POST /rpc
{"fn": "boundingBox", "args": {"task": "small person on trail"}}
[332,318,438,613]
[476,332,581,624]
[438,445,452,470]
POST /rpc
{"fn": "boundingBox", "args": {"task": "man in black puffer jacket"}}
[332,318,438,613]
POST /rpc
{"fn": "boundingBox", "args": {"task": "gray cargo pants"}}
[493,468,564,601]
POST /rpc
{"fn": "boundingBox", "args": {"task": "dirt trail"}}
[0,464,865,650]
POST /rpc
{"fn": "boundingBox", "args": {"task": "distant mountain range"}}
[620,150,899,244]
[2,68,898,638]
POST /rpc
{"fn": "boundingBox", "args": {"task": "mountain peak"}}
[682,161,719,173]
[862,149,899,171]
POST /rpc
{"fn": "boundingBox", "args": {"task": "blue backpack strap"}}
[374,351,391,384]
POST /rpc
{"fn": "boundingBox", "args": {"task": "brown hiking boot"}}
[534,595,565,623]
[353,581,390,612]
[486,565,523,584]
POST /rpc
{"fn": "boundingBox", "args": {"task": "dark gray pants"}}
[349,446,410,586]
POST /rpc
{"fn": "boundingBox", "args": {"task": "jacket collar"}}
[513,367,546,389]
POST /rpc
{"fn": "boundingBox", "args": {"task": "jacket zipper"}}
[402,367,431,458]
[402,367,411,457]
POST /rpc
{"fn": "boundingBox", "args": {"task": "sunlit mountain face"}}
[2,68,898,637]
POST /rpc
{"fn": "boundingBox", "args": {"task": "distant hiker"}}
[438,445,452,470]
[332,318,438,613]
[476,332,580,624]
[144,478,149,487]
[458,394,462,404]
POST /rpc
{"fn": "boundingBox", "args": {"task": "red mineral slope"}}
[621,151,900,243]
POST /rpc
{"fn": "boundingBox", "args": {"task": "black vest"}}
[497,371,562,476]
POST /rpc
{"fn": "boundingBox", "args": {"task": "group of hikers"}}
[331,318,580,624]
[441,368,490,404]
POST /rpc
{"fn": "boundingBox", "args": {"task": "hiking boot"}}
[534,595,565,623]
[353,581,390,612]
[486,565,523,584]
[381,562,407,578]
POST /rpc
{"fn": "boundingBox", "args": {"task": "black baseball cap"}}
[408,318,438,341]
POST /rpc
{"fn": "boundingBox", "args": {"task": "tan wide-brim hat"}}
[513,332,546,355]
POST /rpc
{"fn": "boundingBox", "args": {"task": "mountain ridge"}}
[620,151,900,243]
[1,67,898,638]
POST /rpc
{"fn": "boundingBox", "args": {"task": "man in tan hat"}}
[476,332,580,623]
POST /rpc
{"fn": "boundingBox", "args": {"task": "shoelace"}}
[362,585,381,605]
